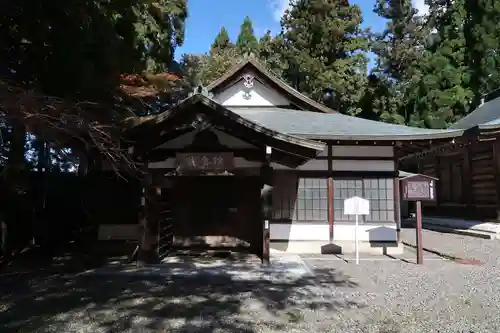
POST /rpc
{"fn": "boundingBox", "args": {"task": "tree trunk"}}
[33,138,50,247]
[4,119,26,258]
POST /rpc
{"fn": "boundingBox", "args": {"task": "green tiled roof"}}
[229,107,463,140]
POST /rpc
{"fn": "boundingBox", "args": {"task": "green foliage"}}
[372,0,424,82]
[0,0,188,101]
[464,0,500,105]
[279,0,370,115]
[370,0,500,128]
[179,53,206,88]
[370,0,426,124]
[177,0,500,130]
[236,16,259,55]
[407,0,472,128]
[196,48,244,86]
[258,31,287,78]
[211,26,233,53]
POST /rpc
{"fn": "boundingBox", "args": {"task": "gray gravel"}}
[401,227,500,264]
[1,231,500,333]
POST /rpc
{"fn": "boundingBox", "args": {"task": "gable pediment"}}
[212,70,291,107]
[156,128,258,149]
[207,59,334,113]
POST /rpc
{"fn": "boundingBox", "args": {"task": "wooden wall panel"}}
[470,147,496,206]
[421,159,437,207]
[407,143,499,220]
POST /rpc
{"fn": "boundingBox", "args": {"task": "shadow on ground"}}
[0,253,362,333]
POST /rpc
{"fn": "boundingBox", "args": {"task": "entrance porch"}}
[167,175,263,255]
[129,94,325,264]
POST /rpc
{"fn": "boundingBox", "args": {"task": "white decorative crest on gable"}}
[242,74,254,89]
[212,71,291,107]
[242,74,255,100]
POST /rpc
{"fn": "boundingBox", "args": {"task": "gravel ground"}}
[1,231,500,333]
[400,227,499,264]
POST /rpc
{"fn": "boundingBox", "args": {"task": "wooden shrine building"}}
[400,89,500,222]
[116,58,464,264]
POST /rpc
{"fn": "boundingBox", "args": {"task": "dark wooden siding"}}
[418,141,499,220]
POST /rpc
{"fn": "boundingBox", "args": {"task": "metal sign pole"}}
[416,200,423,265]
[355,214,359,264]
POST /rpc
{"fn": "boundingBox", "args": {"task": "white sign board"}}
[343,196,370,215]
[343,196,370,265]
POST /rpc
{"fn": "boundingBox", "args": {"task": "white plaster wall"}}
[332,145,394,157]
[333,160,395,172]
[214,77,290,107]
[271,159,329,171]
[331,146,395,172]
[270,223,397,242]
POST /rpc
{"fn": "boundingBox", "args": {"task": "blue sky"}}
[175,0,428,63]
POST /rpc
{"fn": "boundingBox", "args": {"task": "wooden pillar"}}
[394,177,401,243]
[261,147,273,265]
[328,178,334,243]
[492,140,500,222]
[327,144,334,243]
[138,170,160,265]
[393,149,401,243]
[260,178,272,265]
[416,201,423,265]
[462,146,473,218]
[435,155,441,212]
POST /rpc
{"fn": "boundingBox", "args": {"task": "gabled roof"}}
[229,107,464,141]
[207,57,335,114]
[450,96,500,130]
[128,94,326,167]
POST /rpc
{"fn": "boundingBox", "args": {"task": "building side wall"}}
[269,144,398,253]
[416,141,499,220]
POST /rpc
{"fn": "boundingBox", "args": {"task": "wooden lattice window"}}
[294,178,328,221]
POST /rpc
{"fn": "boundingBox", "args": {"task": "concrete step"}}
[403,220,496,240]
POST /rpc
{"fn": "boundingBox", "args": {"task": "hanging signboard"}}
[399,173,438,265]
[401,174,437,202]
[176,152,234,172]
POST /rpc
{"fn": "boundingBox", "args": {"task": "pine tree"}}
[464,0,500,105]
[371,0,426,124]
[373,0,424,82]
[236,16,259,55]
[211,26,233,53]
[279,0,369,115]
[258,31,287,77]
[410,0,472,128]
